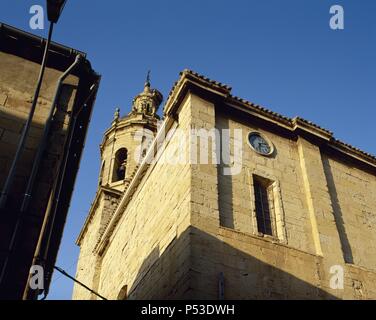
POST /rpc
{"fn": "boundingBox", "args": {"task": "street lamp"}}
[46,0,67,23]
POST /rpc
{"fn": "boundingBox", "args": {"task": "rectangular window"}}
[253,176,275,236]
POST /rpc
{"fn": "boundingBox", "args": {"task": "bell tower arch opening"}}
[112,148,128,183]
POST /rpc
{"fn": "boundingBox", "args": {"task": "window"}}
[253,176,276,236]
[112,148,128,182]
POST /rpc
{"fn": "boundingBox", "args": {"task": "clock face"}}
[248,132,273,155]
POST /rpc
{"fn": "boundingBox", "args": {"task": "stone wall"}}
[74,198,104,300]
[0,51,78,201]
[188,95,376,299]
[216,109,314,253]
[323,155,376,270]
[0,51,79,297]
[74,95,193,300]
[75,89,376,300]
[73,190,121,299]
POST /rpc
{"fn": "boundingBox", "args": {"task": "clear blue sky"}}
[1,0,375,300]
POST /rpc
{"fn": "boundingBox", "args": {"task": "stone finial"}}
[145,70,151,87]
[113,107,120,122]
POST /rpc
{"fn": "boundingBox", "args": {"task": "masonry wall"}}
[73,198,105,300]
[322,155,376,271]
[0,52,78,197]
[74,95,193,300]
[73,191,121,299]
[216,110,314,253]
[189,98,376,299]
[75,90,376,300]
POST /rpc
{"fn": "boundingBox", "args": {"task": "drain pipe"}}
[20,54,82,213]
[0,22,54,209]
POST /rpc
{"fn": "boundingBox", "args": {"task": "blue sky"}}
[1,0,375,299]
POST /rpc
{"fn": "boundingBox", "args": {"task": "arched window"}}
[117,285,128,300]
[112,148,128,182]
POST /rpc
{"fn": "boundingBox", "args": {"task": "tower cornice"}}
[99,113,159,156]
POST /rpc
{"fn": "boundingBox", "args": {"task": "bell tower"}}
[74,75,163,299]
[98,73,163,192]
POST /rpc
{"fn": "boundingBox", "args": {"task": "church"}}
[73,70,376,300]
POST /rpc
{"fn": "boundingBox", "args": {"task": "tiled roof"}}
[332,138,376,164]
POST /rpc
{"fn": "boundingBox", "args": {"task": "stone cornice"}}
[292,117,333,141]
[99,113,159,156]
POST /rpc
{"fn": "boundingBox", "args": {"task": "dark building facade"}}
[0,23,100,299]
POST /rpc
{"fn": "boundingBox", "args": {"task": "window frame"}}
[253,177,276,236]
[248,169,287,244]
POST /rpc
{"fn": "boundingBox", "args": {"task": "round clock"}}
[248,132,274,156]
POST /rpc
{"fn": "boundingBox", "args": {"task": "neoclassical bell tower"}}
[98,73,163,192]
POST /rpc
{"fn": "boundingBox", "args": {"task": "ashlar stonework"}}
[74,70,376,300]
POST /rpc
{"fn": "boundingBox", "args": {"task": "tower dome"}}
[131,71,163,117]
[98,72,161,191]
